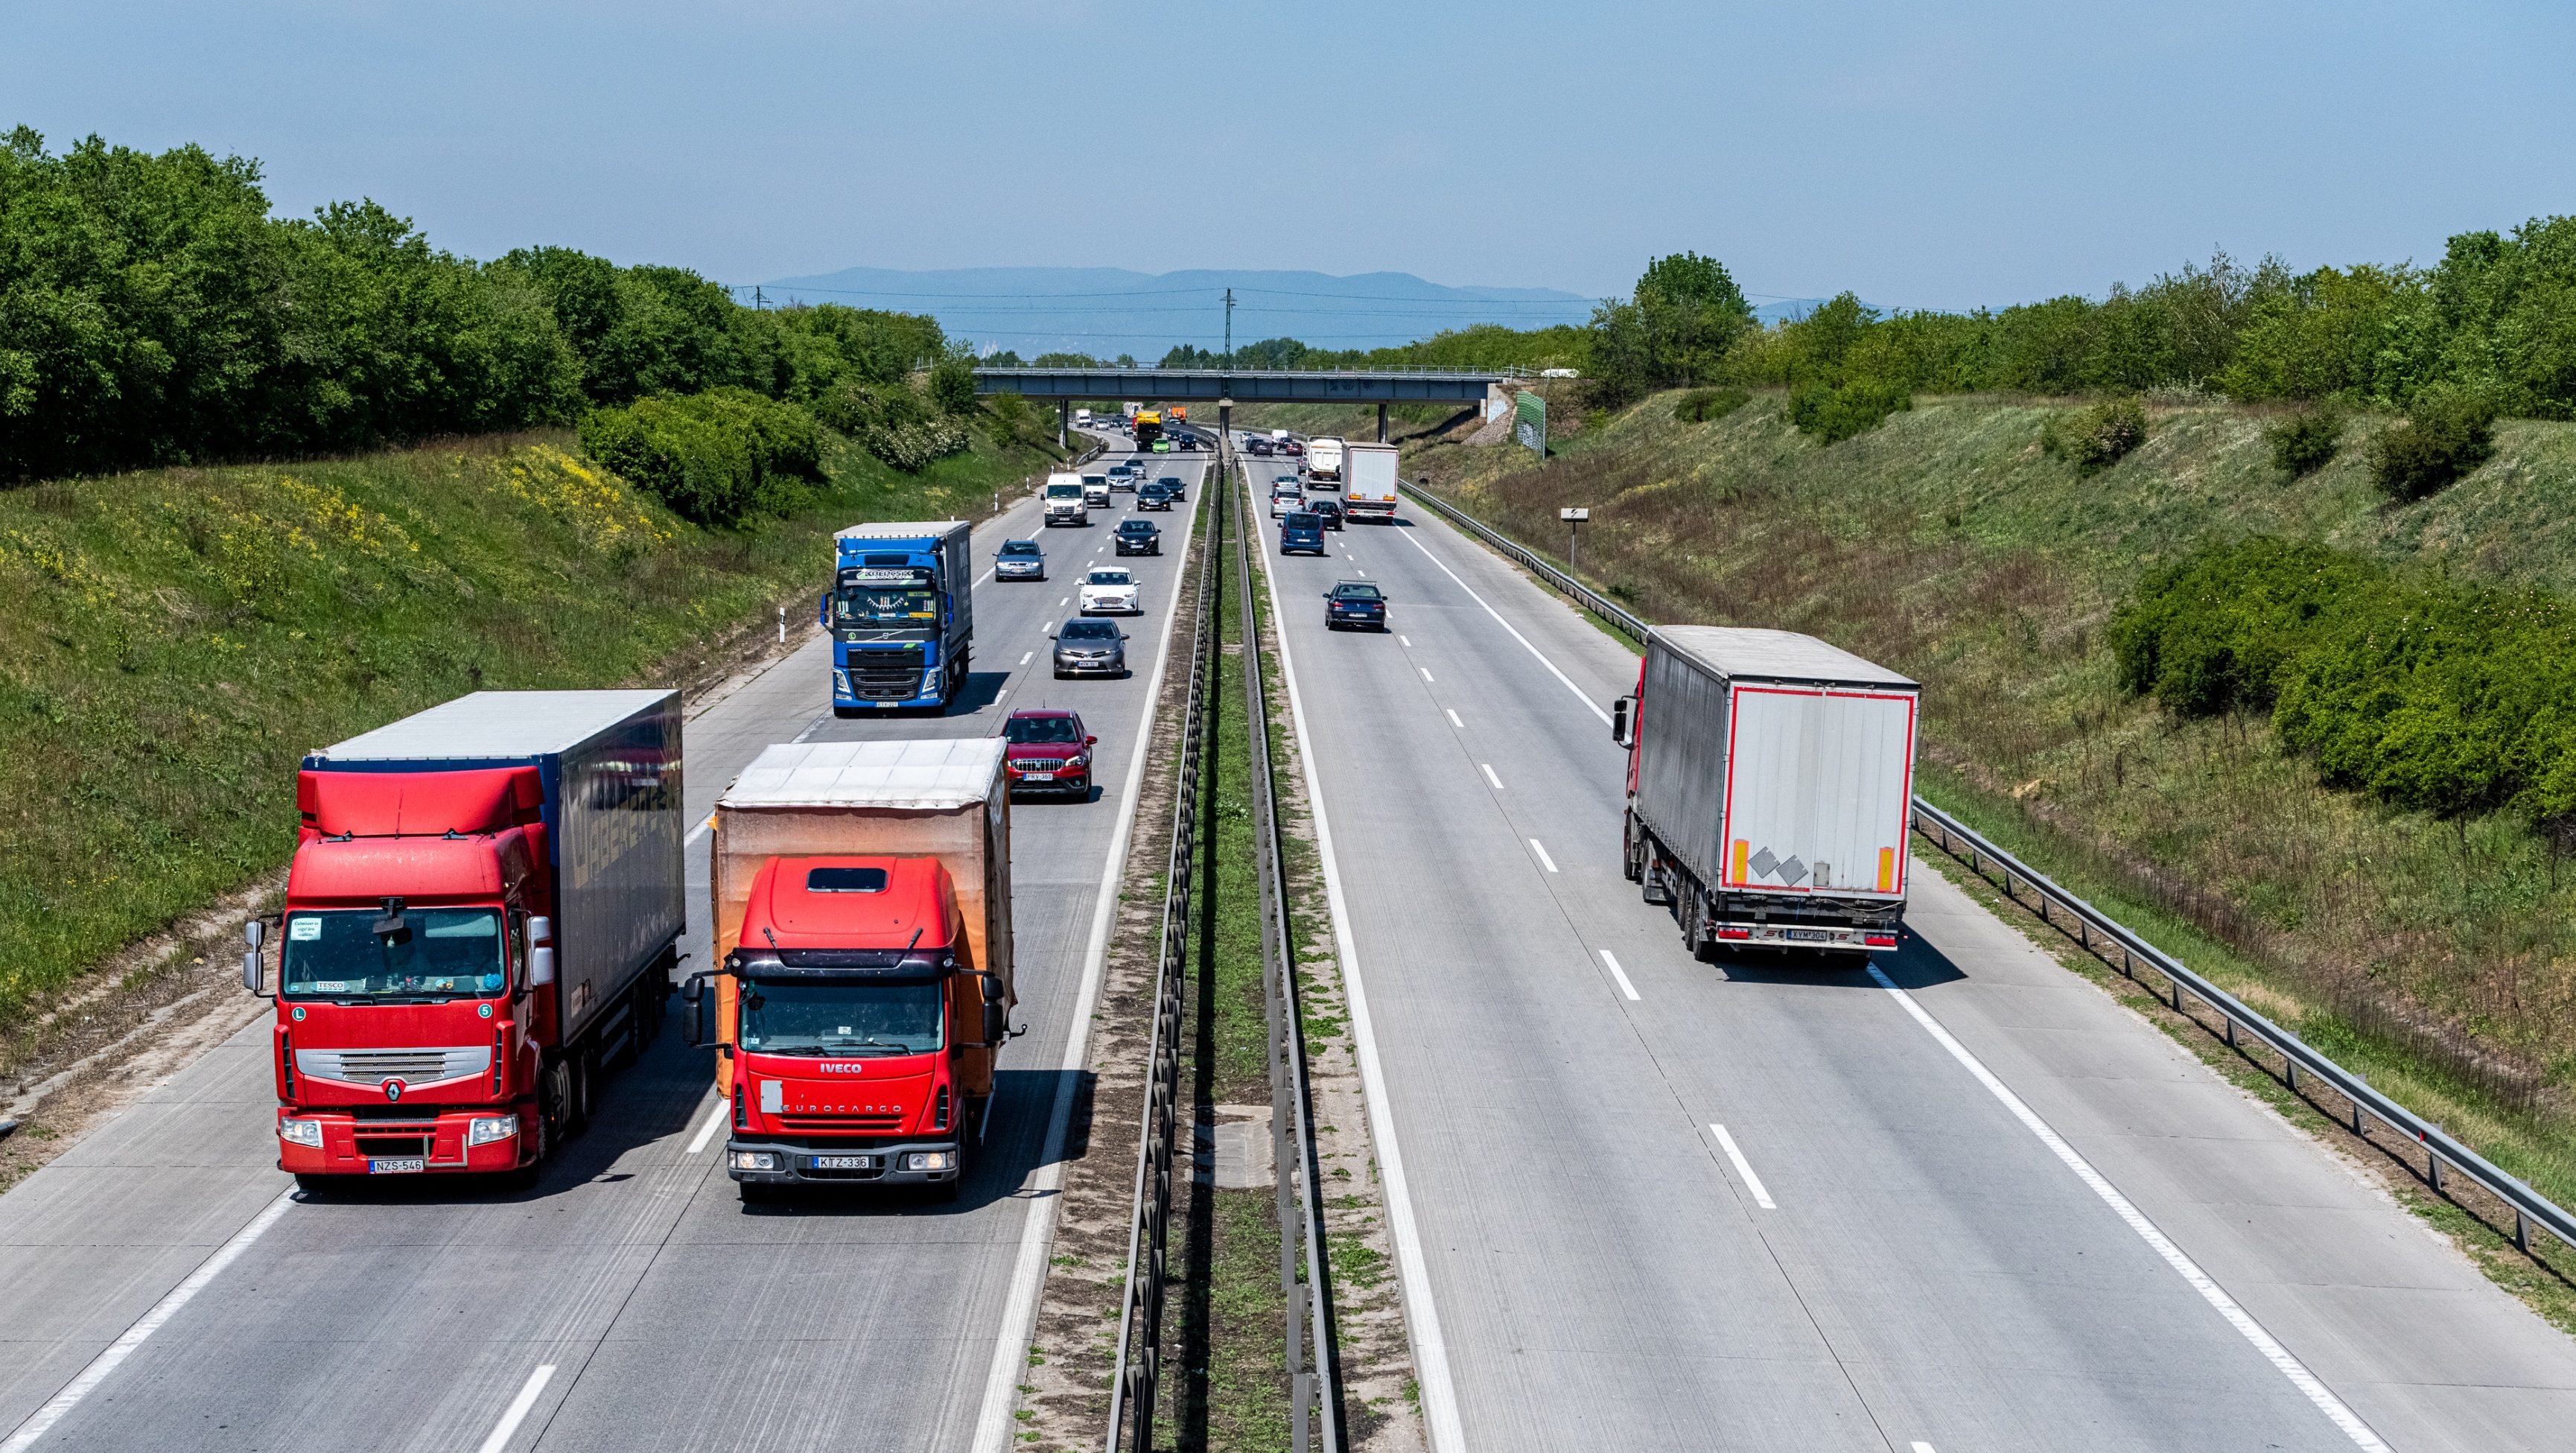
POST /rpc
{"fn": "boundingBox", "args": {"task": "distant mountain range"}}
[751,266,1599,360]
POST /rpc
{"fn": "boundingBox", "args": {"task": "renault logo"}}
[383,1079,406,1102]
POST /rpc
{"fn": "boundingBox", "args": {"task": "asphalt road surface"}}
[1247,462,2576,1453]
[0,435,1204,1453]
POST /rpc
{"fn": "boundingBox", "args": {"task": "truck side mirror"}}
[529,947,556,987]
[681,973,711,1047]
[1611,696,1633,748]
[818,591,831,626]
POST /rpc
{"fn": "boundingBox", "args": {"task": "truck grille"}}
[355,1134,431,1159]
[847,649,926,702]
[296,1046,492,1084]
[780,1111,906,1133]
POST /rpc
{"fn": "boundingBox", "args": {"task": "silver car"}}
[994,538,1045,580]
[1052,617,1129,678]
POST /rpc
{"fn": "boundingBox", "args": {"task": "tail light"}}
[1864,933,1898,948]
[1717,926,1752,941]
[734,1081,746,1129]
[935,1084,950,1131]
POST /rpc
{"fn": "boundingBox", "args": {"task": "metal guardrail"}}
[1400,478,2576,1262]
[1235,457,1346,1451]
[1105,478,1218,1450]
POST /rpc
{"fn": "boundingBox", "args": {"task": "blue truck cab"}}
[823,521,974,714]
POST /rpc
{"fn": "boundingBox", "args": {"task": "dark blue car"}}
[1279,511,1326,556]
[1323,580,1385,630]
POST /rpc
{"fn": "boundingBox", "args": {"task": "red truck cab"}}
[697,855,1007,1199]
[270,767,556,1183]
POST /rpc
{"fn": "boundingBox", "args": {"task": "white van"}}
[1043,473,1089,527]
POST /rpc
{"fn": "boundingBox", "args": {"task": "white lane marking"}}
[1,1190,295,1452]
[1600,949,1641,1002]
[973,491,1200,1453]
[1911,1444,1938,1453]
[684,813,714,846]
[685,1099,727,1154]
[1247,474,1466,1452]
[1020,651,1033,666]
[1866,965,2391,1450]
[1528,839,1559,873]
[997,688,1009,700]
[1399,635,1411,646]
[1444,708,1463,730]
[1419,667,1435,683]
[1480,763,1504,790]
[790,714,825,744]
[1354,568,1367,577]
[1396,524,1611,725]
[473,1364,557,1453]
[1058,597,1069,609]
[1710,1124,1777,1209]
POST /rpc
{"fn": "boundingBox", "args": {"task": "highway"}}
[1247,460,2576,1452]
[0,436,1205,1453]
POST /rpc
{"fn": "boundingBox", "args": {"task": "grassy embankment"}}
[1412,391,2576,1219]
[0,421,1066,1044]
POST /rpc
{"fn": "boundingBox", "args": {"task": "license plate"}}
[1787,929,1832,942]
[1025,771,1055,781]
[369,1157,427,1174]
[812,1155,876,1170]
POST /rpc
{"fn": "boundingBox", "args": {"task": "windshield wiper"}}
[815,1037,913,1055]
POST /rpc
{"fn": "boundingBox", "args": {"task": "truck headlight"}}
[279,1118,325,1148]
[730,1151,777,1172]
[832,669,851,695]
[905,1151,955,1171]
[921,667,941,691]
[468,1115,518,1146]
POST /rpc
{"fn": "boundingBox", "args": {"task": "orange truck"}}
[684,738,1017,1200]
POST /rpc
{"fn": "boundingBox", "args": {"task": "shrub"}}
[2114,535,2576,829]
[2265,405,2344,477]
[929,354,979,415]
[2040,395,2149,475]
[808,379,970,470]
[1673,387,1749,424]
[1787,376,1911,443]
[576,388,822,524]
[2370,388,2497,500]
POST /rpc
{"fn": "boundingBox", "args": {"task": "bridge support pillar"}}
[1377,401,1388,442]
[1217,398,1233,456]
[1058,399,1069,449]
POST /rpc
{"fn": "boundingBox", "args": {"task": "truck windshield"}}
[835,566,938,625]
[740,976,944,1055]
[282,908,506,1000]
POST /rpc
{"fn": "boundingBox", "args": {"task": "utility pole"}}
[754,285,767,311]
[1224,287,1235,368]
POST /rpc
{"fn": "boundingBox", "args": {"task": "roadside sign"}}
[1515,390,1548,458]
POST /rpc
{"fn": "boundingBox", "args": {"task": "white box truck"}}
[1612,627,1918,956]
[1305,436,1346,483]
[1343,442,1400,520]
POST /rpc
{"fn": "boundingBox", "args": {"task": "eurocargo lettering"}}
[687,739,1018,1200]
[1612,627,1918,955]
[259,690,685,1186]
[824,521,974,713]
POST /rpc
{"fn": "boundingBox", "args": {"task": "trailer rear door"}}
[1720,684,1916,898]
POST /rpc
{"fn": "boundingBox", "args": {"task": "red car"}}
[1000,708,1096,797]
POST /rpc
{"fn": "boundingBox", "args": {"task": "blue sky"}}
[7,1,2572,312]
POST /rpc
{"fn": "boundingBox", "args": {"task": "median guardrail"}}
[1238,458,1346,1452]
[1106,481,1217,1450]
[1399,477,2576,1261]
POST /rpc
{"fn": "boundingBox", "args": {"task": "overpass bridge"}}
[973,365,1518,442]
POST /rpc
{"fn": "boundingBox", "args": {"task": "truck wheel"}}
[1683,887,1714,962]
[541,1057,578,1145]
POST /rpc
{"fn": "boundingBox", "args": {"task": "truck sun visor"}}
[728,949,953,975]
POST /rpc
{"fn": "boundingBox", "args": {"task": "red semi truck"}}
[252,691,685,1187]
[687,738,1017,1201]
